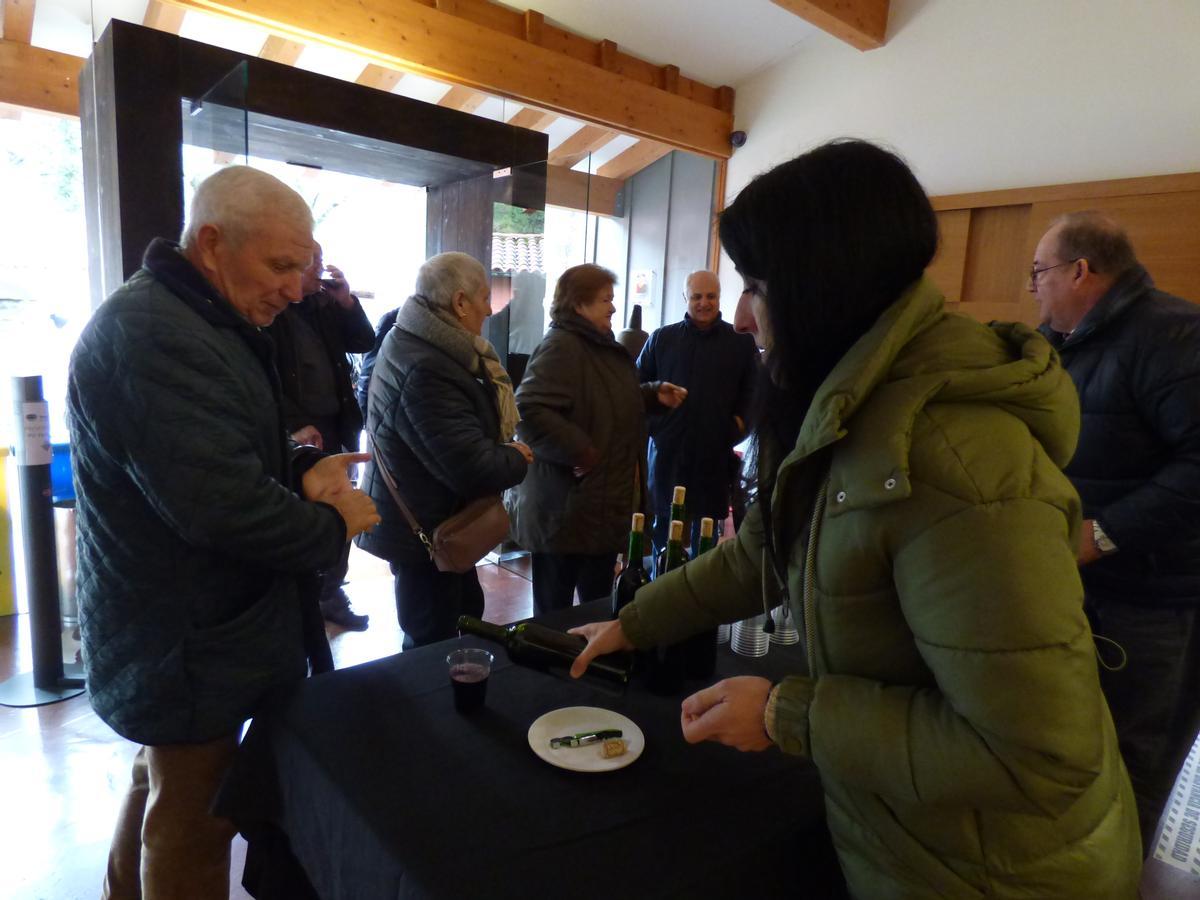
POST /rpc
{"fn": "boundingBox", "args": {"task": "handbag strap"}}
[363,380,435,558]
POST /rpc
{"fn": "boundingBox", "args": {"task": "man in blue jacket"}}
[1031,210,1200,845]
[69,166,379,899]
[637,270,760,558]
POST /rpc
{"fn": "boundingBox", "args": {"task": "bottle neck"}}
[627,530,644,566]
[458,615,507,643]
[665,541,684,571]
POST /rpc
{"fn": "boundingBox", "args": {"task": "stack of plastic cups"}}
[769,604,800,645]
[716,623,731,644]
[731,613,769,657]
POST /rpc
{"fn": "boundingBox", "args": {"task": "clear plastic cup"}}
[731,614,769,658]
[447,647,493,712]
[769,605,800,646]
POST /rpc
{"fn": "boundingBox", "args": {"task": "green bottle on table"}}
[611,512,651,617]
[681,516,719,678]
[456,615,632,687]
[642,519,687,695]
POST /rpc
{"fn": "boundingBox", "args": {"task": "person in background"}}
[637,269,759,556]
[356,304,399,421]
[270,240,376,630]
[1030,210,1200,846]
[357,252,531,648]
[570,140,1141,897]
[509,263,686,615]
[68,165,380,899]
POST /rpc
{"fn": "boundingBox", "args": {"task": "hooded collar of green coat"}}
[774,277,1079,517]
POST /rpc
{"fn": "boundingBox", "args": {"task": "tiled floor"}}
[0,546,534,900]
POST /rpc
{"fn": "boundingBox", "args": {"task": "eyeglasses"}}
[1028,259,1080,284]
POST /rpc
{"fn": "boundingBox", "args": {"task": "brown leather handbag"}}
[367,434,509,573]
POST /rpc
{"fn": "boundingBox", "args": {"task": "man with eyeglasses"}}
[1030,210,1200,848]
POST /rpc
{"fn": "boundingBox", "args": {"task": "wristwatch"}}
[1092,519,1118,555]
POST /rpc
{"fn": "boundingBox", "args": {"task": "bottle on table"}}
[612,512,651,617]
[681,516,718,678]
[456,615,632,687]
[654,485,689,577]
[642,519,687,695]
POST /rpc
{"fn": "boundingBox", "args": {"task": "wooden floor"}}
[0,546,534,900]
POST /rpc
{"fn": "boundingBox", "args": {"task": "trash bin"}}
[50,443,77,629]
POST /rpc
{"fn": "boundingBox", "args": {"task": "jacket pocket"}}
[184,580,306,735]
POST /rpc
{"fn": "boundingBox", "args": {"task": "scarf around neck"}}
[395,294,520,440]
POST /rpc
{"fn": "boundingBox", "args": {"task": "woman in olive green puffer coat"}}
[570,140,1142,898]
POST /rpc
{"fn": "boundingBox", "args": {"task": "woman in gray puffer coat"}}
[510,264,686,615]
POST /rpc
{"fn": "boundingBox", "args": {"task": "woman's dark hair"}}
[719,139,938,455]
[550,263,617,322]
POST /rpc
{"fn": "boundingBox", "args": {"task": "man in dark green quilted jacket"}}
[68,166,379,899]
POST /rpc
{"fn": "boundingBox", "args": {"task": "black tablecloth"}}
[216,603,844,899]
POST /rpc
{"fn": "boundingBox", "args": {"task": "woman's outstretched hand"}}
[567,619,635,678]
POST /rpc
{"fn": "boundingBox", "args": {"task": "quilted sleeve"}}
[71,312,344,573]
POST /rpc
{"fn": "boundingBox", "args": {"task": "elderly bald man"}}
[68,165,379,899]
[636,269,760,561]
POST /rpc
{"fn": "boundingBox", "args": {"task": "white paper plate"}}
[527,706,645,773]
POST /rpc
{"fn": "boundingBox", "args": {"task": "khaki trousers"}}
[102,734,240,900]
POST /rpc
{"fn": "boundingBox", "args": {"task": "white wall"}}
[720,0,1200,294]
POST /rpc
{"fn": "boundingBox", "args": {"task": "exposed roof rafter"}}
[771,0,889,51]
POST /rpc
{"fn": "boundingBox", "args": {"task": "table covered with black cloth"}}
[216,602,844,899]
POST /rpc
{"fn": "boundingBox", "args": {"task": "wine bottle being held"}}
[457,615,631,687]
[612,512,651,617]
[655,485,690,577]
[682,516,718,679]
[642,519,687,695]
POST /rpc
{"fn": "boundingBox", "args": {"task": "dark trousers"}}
[318,540,352,607]
[391,558,484,650]
[1087,595,1200,847]
[531,552,617,617]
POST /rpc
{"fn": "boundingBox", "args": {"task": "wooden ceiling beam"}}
[355,63,404,91]
[597,140,671,181]
[259,34,305,65]
[161,0,734,158]
[143,0,186,34]
[0,38,81,115]
[548,124,617,168]
[506,106,556,132]
[438,84,488,113]
[2,0,35,43]
[771,0,889,51]
[545,165,623,218]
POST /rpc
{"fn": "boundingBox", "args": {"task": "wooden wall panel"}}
[926,208,969,301]
[960,204,1034,323]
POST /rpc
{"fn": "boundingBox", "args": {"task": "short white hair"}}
[415,252,488,312]
[181,166,313,249]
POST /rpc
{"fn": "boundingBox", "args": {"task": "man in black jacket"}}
[637,270,759,559]
[1032,210,1200,845]
[69,166,379,899]
[270,241,375,630]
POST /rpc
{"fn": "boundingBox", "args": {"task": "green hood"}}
[781,278,1079,515]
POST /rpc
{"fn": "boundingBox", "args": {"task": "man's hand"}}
[1078,518,1103,566]
[573,445,600,479]
[321,263,354,308]
[302,451,369,504]
[657,382,688,408]
[567,620,635,679]
[291,425,324,449]
[733,414,746,437]
[506,441,534,464]
[680,676,774,752]
[329,489,380,540]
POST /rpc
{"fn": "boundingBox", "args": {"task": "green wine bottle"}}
[682,517,718,678]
